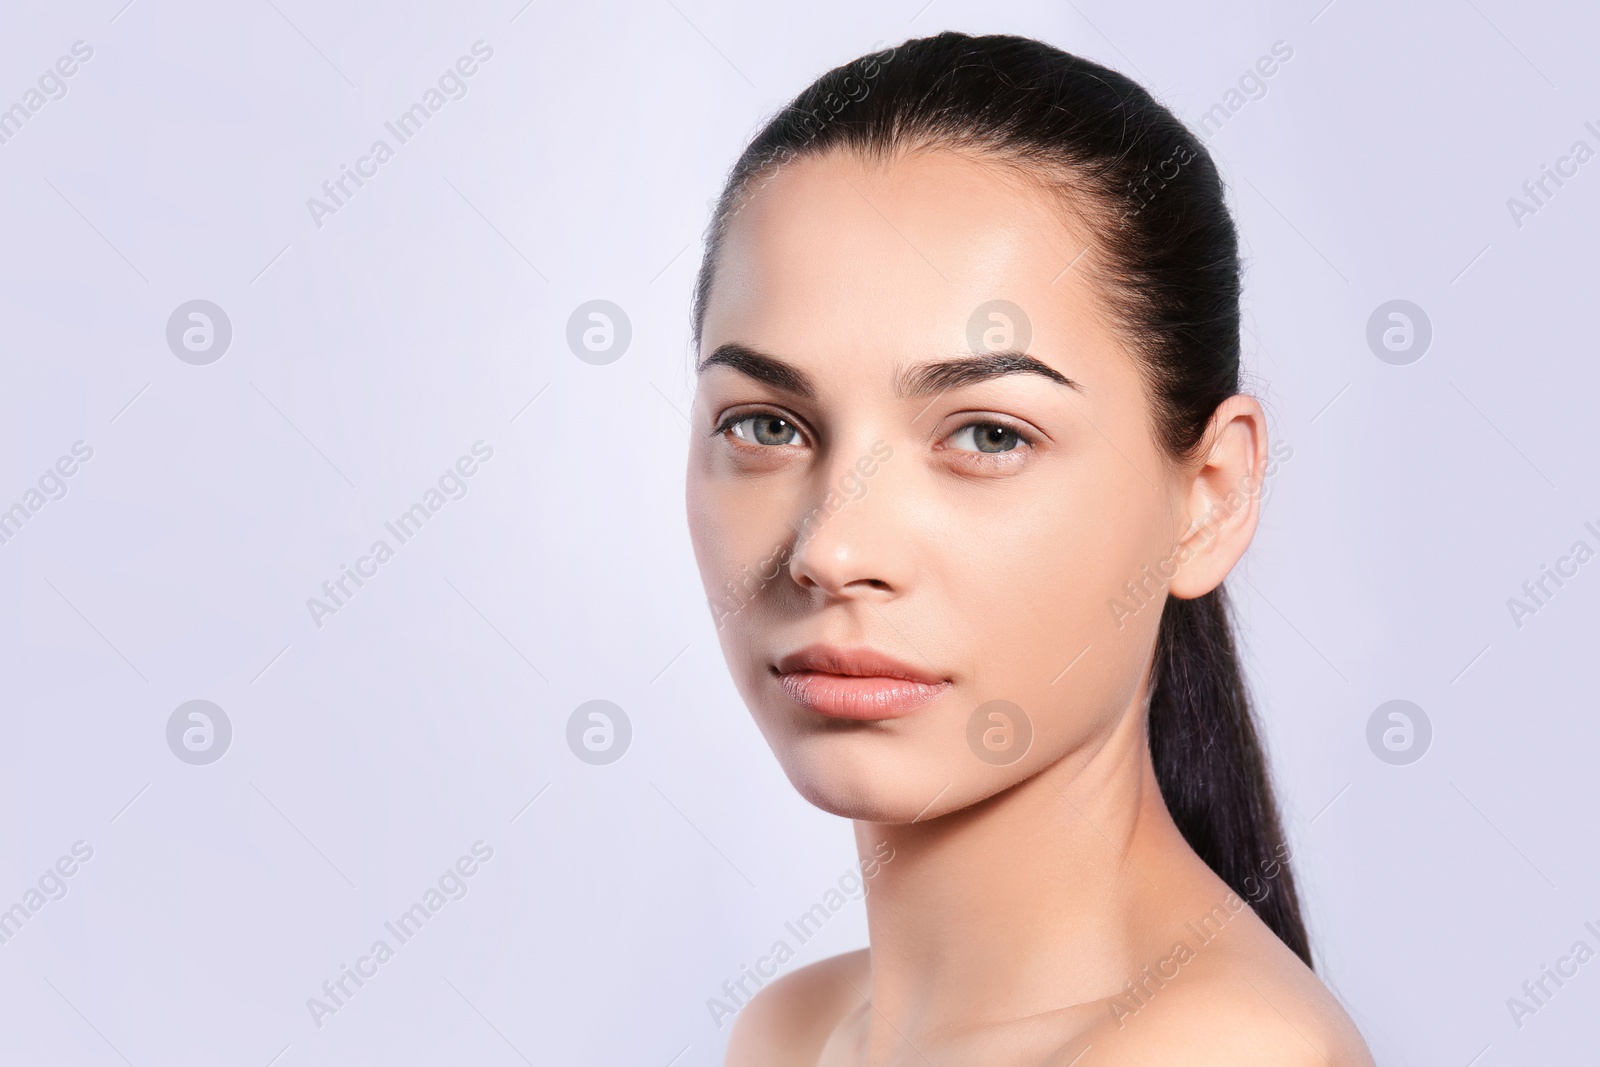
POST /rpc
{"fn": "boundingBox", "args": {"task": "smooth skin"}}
[685,146,1373,1066]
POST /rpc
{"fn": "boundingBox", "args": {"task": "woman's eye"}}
[946,422,1026,454]
[725,413,802,447]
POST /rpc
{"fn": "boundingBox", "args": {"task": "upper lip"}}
[773,644,947,684]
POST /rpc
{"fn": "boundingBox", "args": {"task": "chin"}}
[765,723,995,824]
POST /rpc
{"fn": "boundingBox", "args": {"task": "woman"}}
[685,31,1374,1065]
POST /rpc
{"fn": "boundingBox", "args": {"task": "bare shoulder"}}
[1052,908,1374,1067]
[722,949,869,1067]
[718,905,1374,1066]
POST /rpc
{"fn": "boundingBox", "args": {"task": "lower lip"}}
[775,671,950,720]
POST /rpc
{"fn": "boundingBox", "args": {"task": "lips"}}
[772,644,951,720]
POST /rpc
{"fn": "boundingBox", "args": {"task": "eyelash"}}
[711,409,1039,460]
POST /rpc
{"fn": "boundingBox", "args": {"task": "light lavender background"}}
[0,0,1595,1064]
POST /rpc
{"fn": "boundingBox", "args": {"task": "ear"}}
[1168,395,1269,600]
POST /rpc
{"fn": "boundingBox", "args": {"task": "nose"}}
[786,443,912,600]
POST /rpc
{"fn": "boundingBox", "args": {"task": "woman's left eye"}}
[945,422,1029,454]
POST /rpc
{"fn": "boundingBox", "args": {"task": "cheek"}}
[684,461,721,581]
[685,448,749,587]
[949,486,1157,645]
[685,448,795,659]
[686,463,760,678]
[935,475,1168,746]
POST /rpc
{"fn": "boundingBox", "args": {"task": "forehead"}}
[700,147,1115,375]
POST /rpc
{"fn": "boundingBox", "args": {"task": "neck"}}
[851,694,1211,1039]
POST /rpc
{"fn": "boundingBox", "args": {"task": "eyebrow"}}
[697,342,1082,399]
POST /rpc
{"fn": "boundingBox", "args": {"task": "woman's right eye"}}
[720,412,803,447]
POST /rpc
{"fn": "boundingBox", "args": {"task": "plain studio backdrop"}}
[0,0,1595,1063]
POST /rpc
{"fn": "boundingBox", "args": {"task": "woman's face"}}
[686,148,1208,823]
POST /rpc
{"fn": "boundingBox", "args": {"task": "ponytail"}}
[1150,587,1311,965]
